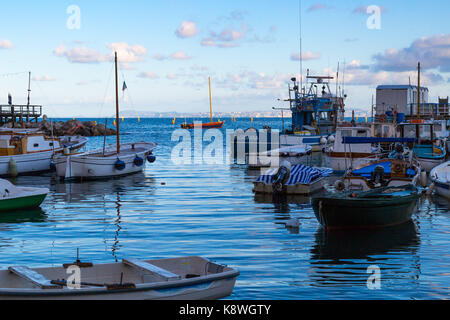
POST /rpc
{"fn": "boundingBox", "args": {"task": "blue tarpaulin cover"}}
[256,164,333,185]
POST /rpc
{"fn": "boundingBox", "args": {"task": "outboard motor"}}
[272,161,291,194]
[371,165,385,186]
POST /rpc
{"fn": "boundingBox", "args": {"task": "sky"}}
[0,0,449,118]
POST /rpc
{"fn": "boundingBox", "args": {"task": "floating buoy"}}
[320,137,327,145]
[138,117,140,122]
[133,156,144,167]
[161,182,166,186]
[114,159,126,171]
[147,155,156,163]
[122,117,124,122]
[420,171,428,188]
[8,158,18,177]
[285,218,300,229]
[50,161,56,172]
[113,120,116,127]
[328,135,335,144]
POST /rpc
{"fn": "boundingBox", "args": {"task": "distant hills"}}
[118,110,291,118]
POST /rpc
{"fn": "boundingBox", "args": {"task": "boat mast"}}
[417,62,421,120]
[27,71,31,108]
[115,52,120,154]
[209,77,213,123]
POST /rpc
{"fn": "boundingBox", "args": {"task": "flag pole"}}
[115,52,120,155]
[209,77,213,123]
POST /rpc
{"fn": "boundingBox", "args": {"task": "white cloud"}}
[53,45,108,63]
[0,39,13,49]
[171,51,191,60]
[137,72,158,79]
[290,51,321,61]
[201,23,247,48]
[32,75,55,81]
[175,21,200,38]
[166,73,178,80]
[373,34,450,72]
[54,42,147,64]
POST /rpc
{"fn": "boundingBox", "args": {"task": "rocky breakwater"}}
[8,119,117,137]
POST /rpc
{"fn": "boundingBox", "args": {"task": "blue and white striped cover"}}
[256,164,333,185]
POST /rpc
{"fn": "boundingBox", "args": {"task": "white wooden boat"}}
[324,126,382,172]
[246,145,312,169]
[253,163,333,195]
[430,161,450,199]
[0,179,48,211]
[0,256,239,300]
[55,52,157,180]
[0,131,87,177]
[55,142,157,180]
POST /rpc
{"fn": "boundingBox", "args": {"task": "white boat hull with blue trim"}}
[54,142,156,180]
[0,256,239,300]
[280,134,328,152]
[431,161,450,199]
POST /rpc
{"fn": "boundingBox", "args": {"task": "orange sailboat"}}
[181,77,224,129]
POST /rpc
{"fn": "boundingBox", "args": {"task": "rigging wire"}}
[299,0,303,93]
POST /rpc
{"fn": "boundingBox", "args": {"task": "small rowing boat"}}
[430,161,450,199]
[0,179,48,211]
[312,185,420,229]
[0,256,239,300]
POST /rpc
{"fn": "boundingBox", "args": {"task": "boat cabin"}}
[0,132,61,156]
[333,127,373,153]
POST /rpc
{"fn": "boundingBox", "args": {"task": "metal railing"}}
[0,105,42,116]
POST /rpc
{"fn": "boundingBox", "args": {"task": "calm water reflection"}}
[0,118,448,300]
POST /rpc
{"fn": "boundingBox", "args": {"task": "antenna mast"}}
[27,71,31,107]
[299,0,303,95]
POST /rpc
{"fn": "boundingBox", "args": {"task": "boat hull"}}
[253,177,326,195]
[0,277,237,300]
[55,143,155,180]
[280,134,325,152]
[181,121,224,129]
[0,193,47,212]
[418,157,445,173]
[312,191,419,229]
[324,154,378,172]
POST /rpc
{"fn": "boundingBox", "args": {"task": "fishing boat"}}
[312,185,420,230]
[0,256,239,300]
[246,144,312,169]
[253,162,333,195]
[54,52,157,180]
[323,126,383,172]
[342,158,421,191]
[430,161,450,199]
[0,179,48,211]
[395,121,446,172]
[181,77,224,129]
[0,129,87,177]
[278,75,345,152]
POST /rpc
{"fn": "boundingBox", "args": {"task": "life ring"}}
[393,163,403,174]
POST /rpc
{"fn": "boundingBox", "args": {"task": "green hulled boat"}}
[312,185,420,230]
[0,180,48,211]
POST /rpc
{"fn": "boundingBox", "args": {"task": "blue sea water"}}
[0,118,448,300]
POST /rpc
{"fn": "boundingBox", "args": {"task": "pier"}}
[0,105,42,124]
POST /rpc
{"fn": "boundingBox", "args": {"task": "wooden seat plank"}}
[8,266,61,289]
[123,258,180,281]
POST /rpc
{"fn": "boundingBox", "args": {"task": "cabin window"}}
[341,130,352,137]
[34,143,39,147]
[49,143,54,147]
[356,130,368,137]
